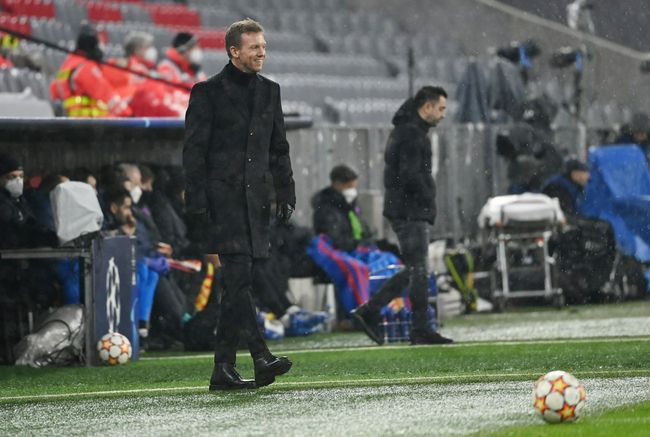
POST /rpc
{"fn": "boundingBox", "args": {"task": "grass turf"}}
[1,337,649,400]
[485,400,650,436]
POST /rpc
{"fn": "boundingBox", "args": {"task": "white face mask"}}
[189,48,203,65]
[342,187,358,204]
[130,186,143,204]
[144,46,158,63]
[5,176,23,198]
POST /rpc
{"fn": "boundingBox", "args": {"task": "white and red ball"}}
[97,332,132,365]
[533,370,586,423]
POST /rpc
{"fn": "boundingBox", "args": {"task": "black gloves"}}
[276,202,294,224]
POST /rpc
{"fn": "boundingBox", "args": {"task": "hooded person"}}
[351,86,453,346]
[50,23,131,117]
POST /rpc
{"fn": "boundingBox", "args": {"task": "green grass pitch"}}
[1,302,649,435]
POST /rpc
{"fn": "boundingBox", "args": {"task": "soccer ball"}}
[533,370,586,423]
[97,332,132,365]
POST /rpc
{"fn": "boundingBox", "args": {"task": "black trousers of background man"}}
[366,219,431,331]
[214,254,270,364]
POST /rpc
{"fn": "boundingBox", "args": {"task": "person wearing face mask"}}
[0,153,57,250]
[352,86,454,346]
[157,32,207,92]
[50,23,131,117]
[312,165,370,253]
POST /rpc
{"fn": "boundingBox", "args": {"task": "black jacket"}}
[383,98,437,224]
[0,189,57,250]
[183,63,296,258]
[149,190,190,256]
[311,186,369,252]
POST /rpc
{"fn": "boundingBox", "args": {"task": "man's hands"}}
[276,202,294,224]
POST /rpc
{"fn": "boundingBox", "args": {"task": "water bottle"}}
[426,305,439,332]
[398,308,410,342]
[382,307,397,342]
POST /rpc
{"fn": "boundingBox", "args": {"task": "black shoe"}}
[410,329,453,345]
[351,304,383,345]
[209,363,256,391]
[253,354,292,388]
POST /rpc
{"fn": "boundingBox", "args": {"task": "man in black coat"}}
[183,19,295,390]
[312,164,370,253]
[352,87,453,346]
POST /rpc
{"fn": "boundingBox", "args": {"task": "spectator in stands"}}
[616,112,650,158]
[0,153,57,250]
[352,86,453,346]
[157,32,206,90]
[542,158,590,221]
[312,165,371,252]
[50,23,131,117]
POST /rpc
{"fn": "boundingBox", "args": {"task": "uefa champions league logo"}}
[106,257,121,333]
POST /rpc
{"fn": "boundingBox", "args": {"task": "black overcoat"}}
[383,98,437,224]
[183,65,295,258]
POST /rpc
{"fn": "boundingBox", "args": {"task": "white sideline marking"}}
[138,336,650,361]
[2,369,650,403]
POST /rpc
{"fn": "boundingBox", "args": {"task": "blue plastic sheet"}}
[580,145,650,261]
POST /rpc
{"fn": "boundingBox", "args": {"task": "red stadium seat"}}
[85,2,123,23]
[1,0,55,19]
[0,14,32,36]
[142,4,201,28]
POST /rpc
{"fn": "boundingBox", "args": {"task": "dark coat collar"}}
[217,63,264,121]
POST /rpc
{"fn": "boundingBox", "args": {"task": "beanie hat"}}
[172,32,198,52]
[564,158,588,174]
[0,153,22,176]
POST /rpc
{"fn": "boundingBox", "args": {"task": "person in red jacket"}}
[50,24,131,117]
[157,32,206,89]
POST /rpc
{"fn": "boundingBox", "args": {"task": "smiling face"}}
[230,32,266,73]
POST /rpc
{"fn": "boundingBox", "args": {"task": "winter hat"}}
[0,153,22,176]
[172,32,198,53]
[76,23,103,61]
[564,158,588,174]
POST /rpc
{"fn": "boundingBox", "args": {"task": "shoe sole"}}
[351,311,383,345]
[255,360,292,388]
[208,384,257,391]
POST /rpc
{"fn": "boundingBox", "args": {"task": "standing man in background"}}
[352,87,454,346]
[184,19,296,390]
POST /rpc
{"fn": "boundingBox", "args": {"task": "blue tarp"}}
[580,145,650,261]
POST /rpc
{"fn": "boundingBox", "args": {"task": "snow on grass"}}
[2,377,649,436]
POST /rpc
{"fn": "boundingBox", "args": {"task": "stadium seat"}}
[0,14,31,36]
[85,2,123,23]
[1,0,55,19]
[142,4,201,27]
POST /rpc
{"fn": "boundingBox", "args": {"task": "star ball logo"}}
[106,257,121,333]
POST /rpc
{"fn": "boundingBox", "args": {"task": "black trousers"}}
[367,219,431,332]
[214,254,270,364]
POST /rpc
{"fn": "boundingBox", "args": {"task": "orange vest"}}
[50,53,131,117]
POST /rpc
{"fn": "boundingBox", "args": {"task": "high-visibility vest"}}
[50,53,130,118]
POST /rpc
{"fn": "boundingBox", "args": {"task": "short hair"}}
[414,86,448,109]
[330,165,358,184]
[105,186,131,207]
[124,31,153,57]
[225,18,264,58]
[140,165,154,185]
